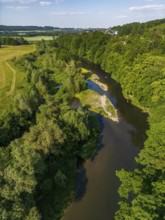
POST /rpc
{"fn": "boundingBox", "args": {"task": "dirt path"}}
[6,62,16,96]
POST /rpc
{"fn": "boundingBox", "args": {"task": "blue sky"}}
[0,0,165,27]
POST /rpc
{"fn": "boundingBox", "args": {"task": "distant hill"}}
[111,18,165,35]
[0,25,55,31]
[0,25,105,36]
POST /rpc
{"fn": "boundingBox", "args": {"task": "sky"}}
[0,0,165,28]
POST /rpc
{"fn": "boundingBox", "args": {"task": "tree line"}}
[0,36,29,46]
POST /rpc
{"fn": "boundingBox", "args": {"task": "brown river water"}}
[63,64,148,220]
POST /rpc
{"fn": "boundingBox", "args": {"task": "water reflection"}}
[63,63,148,220]
[64,116,139,220]
[85,64,149,149]
[71,73,148,149]
[74,167,88,202]
[87,80,117,107]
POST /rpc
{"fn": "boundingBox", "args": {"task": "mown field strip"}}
[24,36,54,41]
[0,62,6,89]
[0,45,35,90]
[6,62,16,95]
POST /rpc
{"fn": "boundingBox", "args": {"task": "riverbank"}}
[88,73,108,91]
[76,89,118,122]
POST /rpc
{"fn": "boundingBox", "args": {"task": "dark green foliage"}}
[112,18,165,36]
[1,18,165,220]
[56,19,165,219]
[0,41,99,220]
[0,36,29,45]
[115,112,165,219]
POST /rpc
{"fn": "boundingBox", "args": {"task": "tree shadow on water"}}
[128,128,148,150]
[91,114,105,162]
[74,166,88,202]
[73,114,105,202]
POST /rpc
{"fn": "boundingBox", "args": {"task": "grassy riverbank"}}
[76,89,118,121]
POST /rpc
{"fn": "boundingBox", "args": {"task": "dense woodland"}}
[56,18,165,219]
[0,18,165,220]
[0,36,29,46]
[0,42,99,219]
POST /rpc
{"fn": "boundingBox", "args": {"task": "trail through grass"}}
[6,62,16,95]
[0,45,35,111]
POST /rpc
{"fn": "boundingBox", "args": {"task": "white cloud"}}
[40,1,51,6]
[117,15,127,19]
[51,11,86,16]
[5,6,30,10]
[129,4,165,11]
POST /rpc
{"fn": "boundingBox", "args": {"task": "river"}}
[63,64,148,220]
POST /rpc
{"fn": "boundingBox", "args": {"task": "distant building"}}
[104,28,118,35]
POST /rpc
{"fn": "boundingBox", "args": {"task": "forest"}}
[56,18,165,219]
[0,36,29,46]
[0,41,99,219]
[0,18,165,220]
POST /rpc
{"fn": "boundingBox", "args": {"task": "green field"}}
[24,36,54,41]
[0,45,35,111]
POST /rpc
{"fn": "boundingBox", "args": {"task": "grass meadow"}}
[0,45,35,112]
[24,36,54,41]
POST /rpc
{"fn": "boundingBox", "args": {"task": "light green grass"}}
[105,98,116,118]
[81,68,90,74]
[0,45,35,62]
[76,89,101,109]
[0,45,35,112]
[24,36,54,42]
[76,89,117,120]
[89,73,99,80]
[0,62,13,94]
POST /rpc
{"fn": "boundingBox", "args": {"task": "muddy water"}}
[63,64,148,220]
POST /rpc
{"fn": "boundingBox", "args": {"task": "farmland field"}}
[24,36,54,41]
[0,45,35,112]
